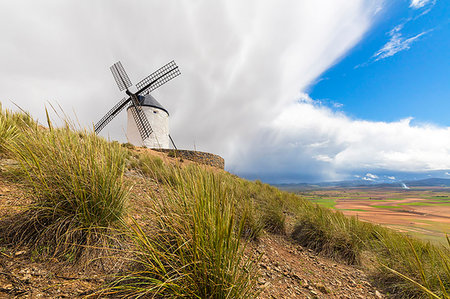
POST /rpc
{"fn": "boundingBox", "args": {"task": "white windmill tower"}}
[94,61,180,149]
[126,94,170,148]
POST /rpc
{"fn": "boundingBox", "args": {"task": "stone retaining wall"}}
[154,149,225,169]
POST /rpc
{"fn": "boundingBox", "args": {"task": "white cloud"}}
[445,172,450,176]
[409,0,434,9]
[232,97,450,182]
[372,24,428,61]
[372,0,437,63]
[314,155,333,162]
[387,176,396,180]
[333,102,344,109]
[365,173,379,179]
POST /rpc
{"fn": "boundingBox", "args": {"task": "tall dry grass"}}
[0,103,35,154]
[108,165,260,298]
[2,123,130,260]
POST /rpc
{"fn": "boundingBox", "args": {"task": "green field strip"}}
[311,198,336,209]
[372,205,403,209]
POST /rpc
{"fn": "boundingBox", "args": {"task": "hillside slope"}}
[0,106,448,298]
[0,153,384,298]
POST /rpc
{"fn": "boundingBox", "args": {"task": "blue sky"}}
[310,0,449,127]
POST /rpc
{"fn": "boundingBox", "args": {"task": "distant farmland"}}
[294,187,450,245]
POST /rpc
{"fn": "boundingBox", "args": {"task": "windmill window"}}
[153,111,157,114]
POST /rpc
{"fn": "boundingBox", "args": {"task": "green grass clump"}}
[3,125,130,259]
[260,197,286,234]
[0,103,36,154]
[371,232,450,298]
[110,168,259,298]
[291,204,368,264]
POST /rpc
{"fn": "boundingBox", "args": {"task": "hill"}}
[0,105,449,298]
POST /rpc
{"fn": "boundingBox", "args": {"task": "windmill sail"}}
[136,61,180,95]
[129,103,153,140]
[110,61,132,91]
[94,97,130,133]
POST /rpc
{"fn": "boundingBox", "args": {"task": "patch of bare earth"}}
[248,234,383,299]
[0,250,103,298]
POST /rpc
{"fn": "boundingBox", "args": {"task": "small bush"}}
[370,231,450,298]
[0,115,19,153]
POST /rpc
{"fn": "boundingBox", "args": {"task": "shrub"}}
[261,201,286,234]
[370,231,450,298]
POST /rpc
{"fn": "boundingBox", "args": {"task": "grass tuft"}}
[107,167,260,298]
[1,125,130,261]
[0,103,36,155]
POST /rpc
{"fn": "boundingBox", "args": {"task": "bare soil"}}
[249,235,383,298]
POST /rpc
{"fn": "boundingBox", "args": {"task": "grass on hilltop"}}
[0,103,36,155]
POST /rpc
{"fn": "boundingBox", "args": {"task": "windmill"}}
[94,60,180,148]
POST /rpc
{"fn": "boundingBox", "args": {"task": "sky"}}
[0,0,449,183]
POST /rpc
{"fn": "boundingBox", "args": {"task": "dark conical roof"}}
[127,94,169,115]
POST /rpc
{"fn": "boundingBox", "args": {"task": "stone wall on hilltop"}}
[154,149,225,169]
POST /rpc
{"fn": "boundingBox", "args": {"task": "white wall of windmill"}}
[126,106,170,148]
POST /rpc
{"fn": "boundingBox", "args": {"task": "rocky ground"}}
[249,235,383,298]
